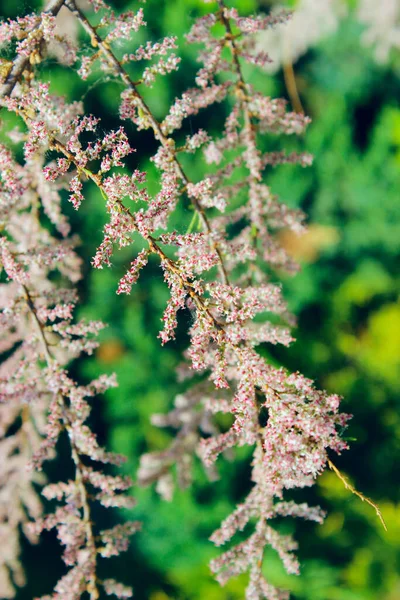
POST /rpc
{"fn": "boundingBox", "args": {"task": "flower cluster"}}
[0,25,137,596]
[0,0,358,599]
[0,146,137,598]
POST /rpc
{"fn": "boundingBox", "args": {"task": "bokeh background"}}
[1,0,400,598]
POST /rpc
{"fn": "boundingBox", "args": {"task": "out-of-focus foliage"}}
[1,0,399,598]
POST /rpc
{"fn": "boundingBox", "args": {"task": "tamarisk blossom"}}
[0,18,139,598]
[16,1,351,597]
[0,0,362,598]
[0,141,138,598]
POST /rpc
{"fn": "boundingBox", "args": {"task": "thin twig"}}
[283,60,304,115]
[23,284,100,599]
[282,29,304,114]
[328,458,387,532]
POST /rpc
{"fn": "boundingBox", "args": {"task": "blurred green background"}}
[1,0,400,598]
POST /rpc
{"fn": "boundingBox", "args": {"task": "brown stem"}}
[217,2,256,151]
[283,60,304,115]
[217,0,264,281]
[327,458,387,532]
[23,284,99,599]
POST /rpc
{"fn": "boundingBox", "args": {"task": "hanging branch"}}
[0,1,383,598]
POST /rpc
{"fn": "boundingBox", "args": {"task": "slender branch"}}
[23,284,54,364]
[0,0,67,98]
[23,284,100,599]
[217,0,265,276]
[44,134,224,333]
[218,1,386,537]
[283,60,304,115]
[64,0,230,285]
[217,1,256,153]
[281,28,304,114]
[327,458,387,532]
